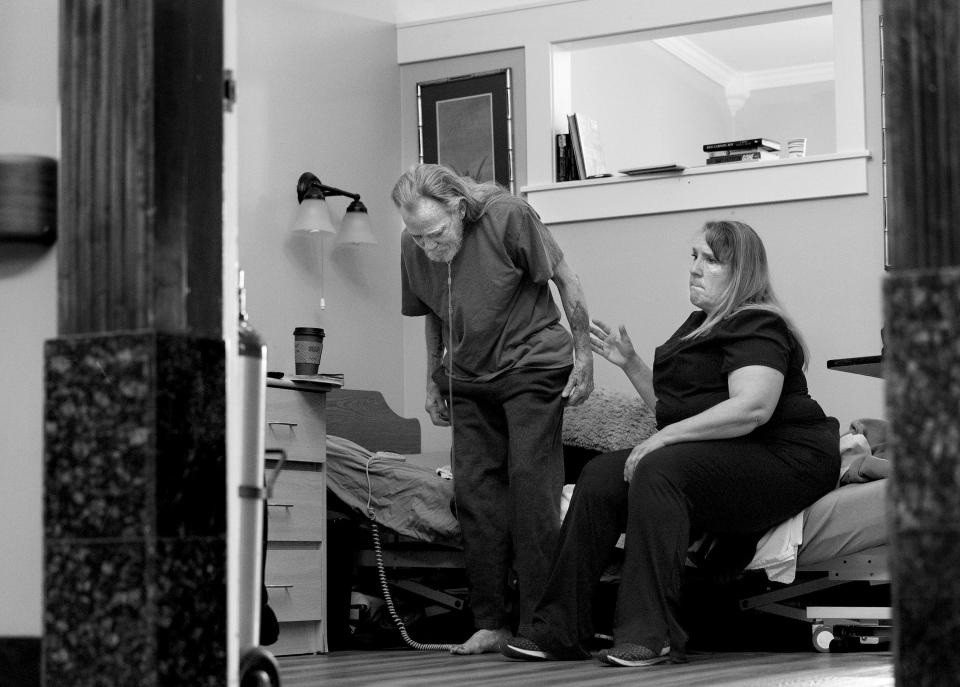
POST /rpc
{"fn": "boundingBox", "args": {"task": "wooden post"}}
[58,0,223,336]
[884,1,960,684]
[45,2,227,685]
[886,0,960,269]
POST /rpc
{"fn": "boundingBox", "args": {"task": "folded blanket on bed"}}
[325,435,461,545]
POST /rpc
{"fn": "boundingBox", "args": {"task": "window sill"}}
[521,152,872,225]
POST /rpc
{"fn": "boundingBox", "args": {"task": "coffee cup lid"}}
[293,327,325,337]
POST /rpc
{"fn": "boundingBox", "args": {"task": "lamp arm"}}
[296,171,360,203]
[316,183,360,201]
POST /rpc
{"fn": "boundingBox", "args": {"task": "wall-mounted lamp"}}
[291,171,376,310]
[292,171,377,245]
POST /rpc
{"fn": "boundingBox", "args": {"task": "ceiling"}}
[303,0,564,25]
[307,0,834,78]
[392,0,561,24]
[687,14,833,73]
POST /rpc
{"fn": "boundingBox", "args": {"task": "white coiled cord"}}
[364,455,456,652]
[357,260,461,653]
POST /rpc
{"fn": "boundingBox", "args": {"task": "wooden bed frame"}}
[326,388,422,454]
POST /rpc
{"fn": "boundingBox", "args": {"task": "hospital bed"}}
[324,388,891,652]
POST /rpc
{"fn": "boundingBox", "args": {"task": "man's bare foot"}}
[450,627,511,655]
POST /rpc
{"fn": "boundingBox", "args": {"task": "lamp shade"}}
[336,199,377,245]
[292,197,337,234]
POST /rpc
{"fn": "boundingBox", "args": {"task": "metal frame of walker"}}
[236,448,288,686]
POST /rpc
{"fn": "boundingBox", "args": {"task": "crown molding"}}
[654,36,834,115]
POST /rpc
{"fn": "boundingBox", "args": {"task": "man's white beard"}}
[426,234,463,263]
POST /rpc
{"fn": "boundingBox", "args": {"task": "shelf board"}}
[522,152,871,224]
[827,355,883,379]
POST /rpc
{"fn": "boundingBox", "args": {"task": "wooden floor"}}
[278,648,893,686]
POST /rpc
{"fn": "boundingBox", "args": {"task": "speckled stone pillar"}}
[43,332,226,686]
[885,268,960,685]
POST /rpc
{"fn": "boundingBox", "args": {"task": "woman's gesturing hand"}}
[590,319,638,369]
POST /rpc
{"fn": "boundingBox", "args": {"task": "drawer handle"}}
[268,421,298,428]
[266,584,294,590]
[267,503,295,509]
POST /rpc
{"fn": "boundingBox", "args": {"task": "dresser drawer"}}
[267,468,325,542]
[270,621,325,657]
[265,386,326,464]
[265,547,324,622]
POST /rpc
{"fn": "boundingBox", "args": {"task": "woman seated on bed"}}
[502,219,840,668]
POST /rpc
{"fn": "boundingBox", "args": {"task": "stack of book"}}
[556,113,606,181]
[703,138,781,165]
[555,133,577,182]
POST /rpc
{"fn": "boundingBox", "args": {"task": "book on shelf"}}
[707,146,778,158]
[555,133,578,181]
[706,150,780,165]
[567,113,606,179]
[618,163,685,175]
[703,137,781,153]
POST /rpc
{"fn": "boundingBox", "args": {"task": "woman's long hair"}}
[684,220,809,367]
[391,163,507,222]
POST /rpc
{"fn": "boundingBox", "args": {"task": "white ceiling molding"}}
[653,36,736,89]
[654,36,834,116]
[744,62,835,90]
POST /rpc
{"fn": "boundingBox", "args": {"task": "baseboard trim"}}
[0,636,41,687]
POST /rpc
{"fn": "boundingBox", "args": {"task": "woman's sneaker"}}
[501,636,556,661]
[597,643,672,667]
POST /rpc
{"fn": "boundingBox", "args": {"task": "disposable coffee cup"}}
[293,327,325,375]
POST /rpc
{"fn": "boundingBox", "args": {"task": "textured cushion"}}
[562,386,657,453]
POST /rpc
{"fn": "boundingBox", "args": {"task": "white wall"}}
[549,196,886,430]
[560,4,883,426]
[0,1,58,636]
[237,0,405,405]
[570,41,731,172]
[568,41,837,172]
[397,0,887,434]
[735,82,836,156]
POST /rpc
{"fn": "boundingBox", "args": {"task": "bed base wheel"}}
[812,625,834,653]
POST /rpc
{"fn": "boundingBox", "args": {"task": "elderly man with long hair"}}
[392,163,594,654]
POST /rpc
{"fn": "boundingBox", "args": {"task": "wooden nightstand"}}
[263,377,339,655]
